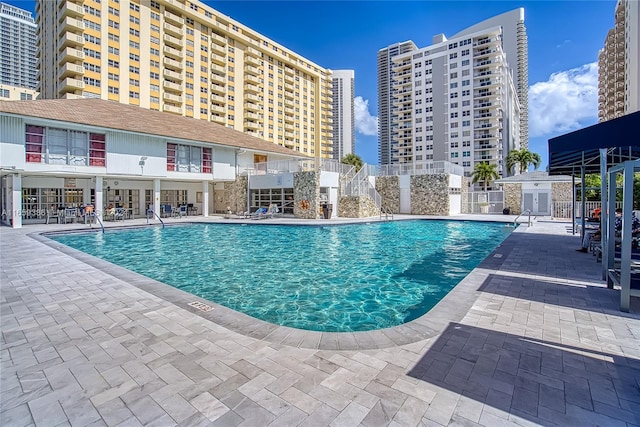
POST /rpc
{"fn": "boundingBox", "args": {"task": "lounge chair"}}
[250,207,268,219]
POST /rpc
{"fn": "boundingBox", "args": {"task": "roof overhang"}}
[548,111,640,176]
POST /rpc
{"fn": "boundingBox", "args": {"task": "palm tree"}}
[341,153,364,172]
[471,162,499,192]
[506,149,541,174]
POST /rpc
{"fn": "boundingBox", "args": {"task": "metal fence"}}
[246,158,353,176]
[466,191,505,214]
[375,161,465,177]
[550,201,623,219]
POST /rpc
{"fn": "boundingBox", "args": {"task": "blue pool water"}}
[50,220,512,332]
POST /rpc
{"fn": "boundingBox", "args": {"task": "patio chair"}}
[114,208,126,221]
[63,207,77,224]
[161,204,173,218]
[179,205,187,217]
[46,207,61,224]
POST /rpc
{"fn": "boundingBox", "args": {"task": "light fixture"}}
[139,156,148,174]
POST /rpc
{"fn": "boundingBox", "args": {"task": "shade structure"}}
[548,111,640,176]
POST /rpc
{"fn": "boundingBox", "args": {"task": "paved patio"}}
[1,216,639,427]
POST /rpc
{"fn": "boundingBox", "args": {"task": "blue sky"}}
[9,0,615,167]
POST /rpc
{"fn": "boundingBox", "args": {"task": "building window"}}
[167,143,211,173]
[25,125,106,167]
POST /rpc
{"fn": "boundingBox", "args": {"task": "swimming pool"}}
[49,220,512,332]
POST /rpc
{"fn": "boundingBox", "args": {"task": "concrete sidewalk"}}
[1,218,639,426]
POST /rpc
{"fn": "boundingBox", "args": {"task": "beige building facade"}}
[36,0,333,158]
[598,0,640,122]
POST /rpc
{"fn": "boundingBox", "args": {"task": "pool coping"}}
[31,218,526,350]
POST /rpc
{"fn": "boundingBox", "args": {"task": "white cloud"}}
[354,96,378,136]
[528,62,598,138]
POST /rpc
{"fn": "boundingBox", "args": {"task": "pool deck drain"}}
[188,301,214,312]
[1,215,639,427]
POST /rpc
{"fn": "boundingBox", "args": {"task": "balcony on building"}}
[473,47,498,59]
[245,55,261,67]
[208,73,224,85]
[211,32,226,46]
[163,92,183,104]
[244,65,260,76]
[57,62,84,79]
[245,46,261,58]
[163,45,182,60]
[244,101,260,112]
[474,153,495,161]
[245,93,260,103]
[59,46,84,64]
[58,77,84,92]
[163,57,183,71]
[211,114,225,124]
[474,142,497,150]
[57,32,83,51]
[245,74,260,85]
[162,104,183,115]
[59,16,84,34]
[163,33,182,48]
[210,93,225,103]
[58,1,83,18]
[210,104,225,114]
[474,118,501,130]
[210,83,225,94]
[164,10,185,25]
[243,83,260,94]
[210,53,225,65]
[162,68,182,81]
[163,80,182,92]
[163,22,184,37]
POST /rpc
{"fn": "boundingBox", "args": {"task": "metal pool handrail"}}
[146,209,165,228]
[514,209,532,227]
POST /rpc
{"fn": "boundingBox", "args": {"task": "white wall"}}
[249,173,294,189]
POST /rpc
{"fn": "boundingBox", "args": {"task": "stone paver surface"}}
[1,216,639,426]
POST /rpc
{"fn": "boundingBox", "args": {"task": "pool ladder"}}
[513,209,532,227]
[146,209,165,228]
[380,207,394,221]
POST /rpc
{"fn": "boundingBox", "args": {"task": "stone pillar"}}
[503,183,522,215]
[376,176,400,214]
[294,170,319,219]
[410,174,450,215]
[228,176,248,214]
[461,176,469,213]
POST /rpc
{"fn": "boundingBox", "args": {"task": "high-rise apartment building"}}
[36,0,333,158]
[598,0,639,122]
[330,70,354,161]
[377,41,417,165]
[377,9,527,186]
[0,2,37,90]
